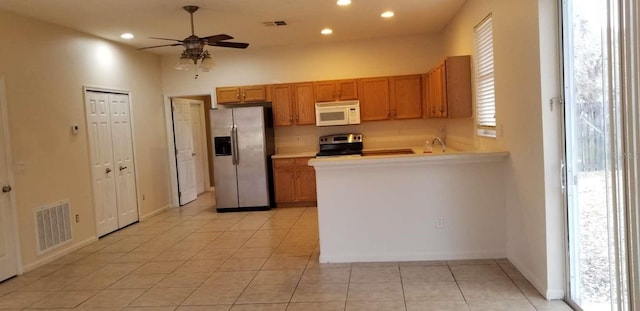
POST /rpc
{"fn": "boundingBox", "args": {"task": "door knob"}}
[119,166,127,171]
[192,153,196,156]
[2,185,11,193]
[105,168,112,174]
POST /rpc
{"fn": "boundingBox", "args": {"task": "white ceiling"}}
[0,0,466,55]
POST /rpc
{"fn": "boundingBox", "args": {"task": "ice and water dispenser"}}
[214,136,232,156]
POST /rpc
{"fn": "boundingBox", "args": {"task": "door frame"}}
[83,86,142,224]
[0,77,22,276]
[163,92,215,208]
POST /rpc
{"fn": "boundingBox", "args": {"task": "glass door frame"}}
[559,0,630,309]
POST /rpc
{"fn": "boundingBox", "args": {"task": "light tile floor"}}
[0,192,574,311]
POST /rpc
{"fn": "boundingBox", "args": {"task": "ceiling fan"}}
[139,5,249,75]
[139,5,249,51]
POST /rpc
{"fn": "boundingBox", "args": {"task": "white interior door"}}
[85,91,118,237]
[190,101,207,194]
[172,98,197,205]
[0,79,17,282]
[109,94,138,228]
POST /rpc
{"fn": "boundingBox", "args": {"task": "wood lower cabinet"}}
[314,79,358,102]
[424,56,472,118]
[271,83,315,126]
[273,157,317,205]
[216,85,269,104]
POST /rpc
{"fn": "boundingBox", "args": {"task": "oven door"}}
[316,107,349,126]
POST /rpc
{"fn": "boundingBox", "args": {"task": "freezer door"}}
[211,108,239,209]
[233,106,270,208]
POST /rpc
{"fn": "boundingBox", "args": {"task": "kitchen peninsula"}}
[309,149,509,263]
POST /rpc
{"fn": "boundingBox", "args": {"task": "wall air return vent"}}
[35,200,73,254]
[263,20,288,27]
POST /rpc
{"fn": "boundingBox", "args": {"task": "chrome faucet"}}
[432,137,446,152]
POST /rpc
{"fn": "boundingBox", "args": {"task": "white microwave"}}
[315,100,361,127]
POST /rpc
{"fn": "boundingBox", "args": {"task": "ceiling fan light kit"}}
[140,5,249,78]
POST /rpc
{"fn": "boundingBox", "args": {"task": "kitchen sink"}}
[362,148,415,156]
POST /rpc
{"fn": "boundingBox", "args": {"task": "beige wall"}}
[0,9,171,270]
[441,0,564,298]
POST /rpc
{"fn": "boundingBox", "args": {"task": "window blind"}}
[474,14,496,129]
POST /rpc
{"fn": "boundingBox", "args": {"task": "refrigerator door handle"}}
[230,126,237,165]
[232,125,240,165]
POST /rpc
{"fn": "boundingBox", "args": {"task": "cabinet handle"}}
[393,108,397,117]
[338,90,342,98]
[289,116,293,122]
[243,92,246,99]
[440,105,444,113]
[236,92,240,99]
[386,110,390,118]
[431,107,436,114]
[105,168,112,174]
[295,115,299,122]
[119,165,128,171]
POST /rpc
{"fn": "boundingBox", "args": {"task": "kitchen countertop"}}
[271,151,317,159]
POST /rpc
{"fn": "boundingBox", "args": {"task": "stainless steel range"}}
[316,133,363,157]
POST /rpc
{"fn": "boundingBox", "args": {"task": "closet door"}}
[109,94,138,228]
[85,92,118,236]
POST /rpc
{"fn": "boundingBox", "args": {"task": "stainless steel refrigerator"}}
[211,105,275,212]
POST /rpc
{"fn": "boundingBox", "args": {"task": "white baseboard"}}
[319,251,506,263]
[508,255,565,300]
[140,204,172,221]
[22,236,97,273]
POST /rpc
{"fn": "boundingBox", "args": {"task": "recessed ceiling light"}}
[381,11,394,18]
[321,28,333,35]
[120,33,134,39]
[337,0,351,6]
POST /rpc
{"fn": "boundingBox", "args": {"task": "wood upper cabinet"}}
[359,75,421,121]
[272,84,295,126]
[424,55,472,118]
[358,77,390,121]
[271,82,316,126]
[390,75,422,119]
[314,79,358,102]
[273,157,317,205]
[216,85,269,104]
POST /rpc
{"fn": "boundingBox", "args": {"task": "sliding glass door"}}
[562,0,628,310]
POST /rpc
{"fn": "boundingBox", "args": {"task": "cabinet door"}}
[337,79,358,100]
[437,64,448,117]
[242,85,268,102]
[294,83,316,125]
[314,81,337,102]
[445,56,472,118]
[296,166,317,202]
[216,87,241,104]
[422,73,430,119]
[390,75,422,119]
[273,166,297,203]
[358,78,390,121]
[271,84,294,126]
[427,64,446,118]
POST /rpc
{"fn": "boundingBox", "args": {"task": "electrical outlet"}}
[75,214,80,223]
[435,217,445,229]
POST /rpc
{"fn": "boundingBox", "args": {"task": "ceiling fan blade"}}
[202,34,234,42]
[138,43,183,50]
[209,41,249,49]
[149,37,183,42]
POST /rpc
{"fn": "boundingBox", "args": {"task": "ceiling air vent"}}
[263,20,288,27]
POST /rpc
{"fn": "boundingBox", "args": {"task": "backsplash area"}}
[275,118,450,154]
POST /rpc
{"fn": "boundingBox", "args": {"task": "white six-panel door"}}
[190,101,206,194]
[85,90,138,237]
[172,98,198,205]
[85,92,118,236]
[0,78,18,282]
[109,94,138,228]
